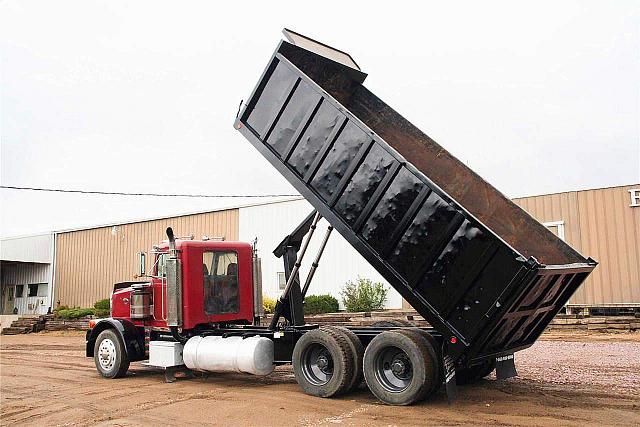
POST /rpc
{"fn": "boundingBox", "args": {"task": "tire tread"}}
[330,326,364,392]
[292,327,355,398]
[94,329,129,379]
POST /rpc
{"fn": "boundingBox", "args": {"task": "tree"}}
[341,277,388,312]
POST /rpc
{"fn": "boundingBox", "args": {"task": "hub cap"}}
[98,338,117,371]
[374,346,413,392]
[301,343,334,386]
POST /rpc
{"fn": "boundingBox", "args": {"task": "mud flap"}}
[442,354,457,403]
[495,354,517,380]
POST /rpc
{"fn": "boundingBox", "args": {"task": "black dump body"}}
[235,31,596,364]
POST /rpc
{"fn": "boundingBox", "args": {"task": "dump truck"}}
[86,29,597,406]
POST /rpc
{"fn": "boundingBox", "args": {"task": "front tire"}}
[94,329,129,378]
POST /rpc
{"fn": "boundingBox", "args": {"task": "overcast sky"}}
[1,0,638,237]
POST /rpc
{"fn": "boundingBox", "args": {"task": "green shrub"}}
[304,294,339,315]
[263,296,276,314]
[341,277,388,312]
[56,308,95,319]
[93,299,110,310]
[53,304,69,314]
[93,309,110,318]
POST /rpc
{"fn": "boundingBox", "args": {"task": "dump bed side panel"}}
[235,43,596,362]
[277,42,586,267]
[344,86,587,266]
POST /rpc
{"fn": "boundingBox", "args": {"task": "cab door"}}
[202,250,240,316]
[180,243,255,329]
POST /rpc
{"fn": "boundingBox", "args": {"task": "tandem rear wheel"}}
[292,326,361,397]
[293,327,440,406]
[363,330,439,405]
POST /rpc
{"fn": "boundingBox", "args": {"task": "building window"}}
[28,284,38,297]
[37,283,48,297]
[15,285,24,298]
[8,286,14,302]
[277,272,286,290]
[203,251,239,315]
[543,220,565,240]
[630,189,640,207]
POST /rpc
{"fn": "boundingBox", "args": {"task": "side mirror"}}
[137,252,147,277]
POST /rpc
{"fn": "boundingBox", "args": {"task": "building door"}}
[2,285,16,315]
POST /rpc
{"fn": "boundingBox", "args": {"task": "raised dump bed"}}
[235,30,596,363]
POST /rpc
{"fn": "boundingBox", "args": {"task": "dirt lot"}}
[1,331,639,426]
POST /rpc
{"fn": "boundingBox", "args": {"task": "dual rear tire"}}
[292,326,360,397]
[292,327,439,405]
[363,329,439,405]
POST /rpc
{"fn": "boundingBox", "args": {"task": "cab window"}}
[155,253,167,277]
[203,251,239,314]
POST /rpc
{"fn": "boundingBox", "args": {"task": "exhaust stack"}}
[165,227,182,327]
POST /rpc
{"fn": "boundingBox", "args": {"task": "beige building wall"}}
[54,185,640,309]
[55,209,239,308]
[514,184,640,306]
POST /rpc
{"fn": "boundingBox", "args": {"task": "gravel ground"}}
[1,330,639,426]
[516,340,640,395]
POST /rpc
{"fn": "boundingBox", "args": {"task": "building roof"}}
[511,183,639,200]
[52,196,305,234]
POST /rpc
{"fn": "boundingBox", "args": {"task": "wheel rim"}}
[374,346,413,392]
[98,338,117,371]
[301,342,334,386]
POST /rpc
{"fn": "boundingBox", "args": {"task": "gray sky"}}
[1,0,639,237]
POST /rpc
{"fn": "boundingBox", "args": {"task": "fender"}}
[86,318,146,361]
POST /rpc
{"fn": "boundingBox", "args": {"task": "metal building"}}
[513,184,640,311]
[52,198,398,309]
[0,233,54,316]
[54,208,238,308]
[5,184,638,313]
[239,198,403,308]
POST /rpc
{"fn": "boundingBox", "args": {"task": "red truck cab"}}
[111,240,255,329]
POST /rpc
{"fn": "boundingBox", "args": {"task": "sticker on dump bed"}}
[496,354,514,363]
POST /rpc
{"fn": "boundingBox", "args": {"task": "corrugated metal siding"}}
[238,199,403,309]
[1,234,52,263]
[513,191,582,248]
[55,209,239,308]
[514,184,640,306]
[2,263,51,315]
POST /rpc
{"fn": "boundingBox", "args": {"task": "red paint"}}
[110,240,255,330]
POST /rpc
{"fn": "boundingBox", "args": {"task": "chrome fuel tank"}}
[183,335,274,376]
